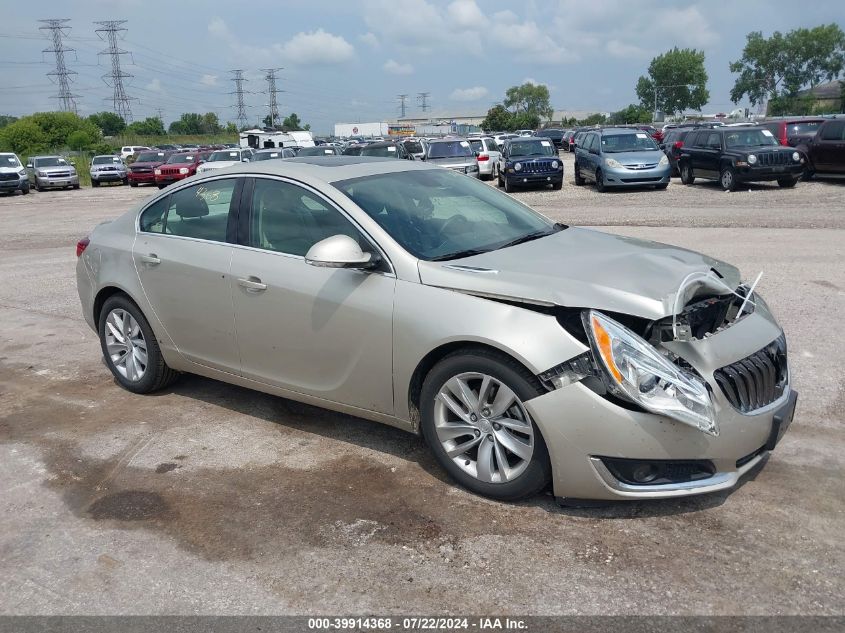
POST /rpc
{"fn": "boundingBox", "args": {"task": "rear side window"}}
[139,178,237,242]
[820,121,845,141]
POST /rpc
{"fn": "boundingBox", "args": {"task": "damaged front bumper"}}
[526,303,795,501]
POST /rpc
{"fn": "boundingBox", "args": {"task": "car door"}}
[230,176,396,414]
[814,121,845,172]
[134,177,242,373]
[582,134,598,179]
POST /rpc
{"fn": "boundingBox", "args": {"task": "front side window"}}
[820,121,845,141]
[250,178,362,257]
[334,168,558,261]
[139,178,236,242]
[706,133,721,149]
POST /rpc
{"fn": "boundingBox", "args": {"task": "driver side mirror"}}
[305,234,378,269]
[26,163,32,169]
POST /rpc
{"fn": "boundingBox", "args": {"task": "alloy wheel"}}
[433,372,534,484]
[721,169,734,190]
[104,308,148,382]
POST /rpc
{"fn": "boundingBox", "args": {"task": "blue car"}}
[574,127,670,192]
[497,137,563,191]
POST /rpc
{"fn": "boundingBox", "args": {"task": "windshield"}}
[33,157,68,167]
[403,140,423,153]
[92,156,121,165]
[209,150,241,162]
[253,151,281,161]
[508,140,555,157]
[725,129,779,148]
[135,152,165,163]
[343,146,363,156]
[167,154,196,164]
[3,155,21,167]
[601,133,659,153]
[787,121,822,136]
[427,140,473,159]
[333,168,558,261]
[298,147,337,156]
[361,145,401,158]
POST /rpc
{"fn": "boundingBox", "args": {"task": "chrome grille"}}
[755,152,790,167]
[47,171,71,178]
[714,335,788,413]
[0,172,18,181]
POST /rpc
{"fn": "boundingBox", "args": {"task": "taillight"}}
[477,154,489,161]
[76,237,90,257]
[673,141,684,149]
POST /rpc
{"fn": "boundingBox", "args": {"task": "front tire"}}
[778,177,798,188]
[92,180,100,187]
[420,350,551,501]
[99,294,179,394]
[504,176,513,193]
[595,168,607,193]
[573,162,585,186]
[20,184,29,195]
[720,166,738,192]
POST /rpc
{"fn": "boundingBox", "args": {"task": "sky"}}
[1,0,843,134]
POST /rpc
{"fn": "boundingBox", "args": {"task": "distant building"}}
[795,80,843,112]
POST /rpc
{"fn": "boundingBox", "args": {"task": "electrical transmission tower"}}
[261,68,283,128]
[94,20,136,122]
[417,92,430,113]
[38,19,80,114]
[229,70,250,130]
[398,94,408,118]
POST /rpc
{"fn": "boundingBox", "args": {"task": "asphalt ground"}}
[1,153,843,615]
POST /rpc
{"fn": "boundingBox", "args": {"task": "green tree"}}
[0,119,48,155]
[126,117,166,136]
[281,113,302,130]
[729,24,845,113]
[0,115,18,129]
[503,82,554,122]
[608,104,652,125]
[481,104,515,131]
[576,113,607,126]
[28,111,101,148]
[225,121,238,135]
[636,48,709,115]
[67,129,96,151]
[88,111,126,136]
[169,113,203,135]
[201,112,222,134]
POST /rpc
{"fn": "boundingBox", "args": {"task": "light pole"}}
[654,84,699,120]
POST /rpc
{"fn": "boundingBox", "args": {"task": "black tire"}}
[573,162,585,186]
[595,168,606,193]
[778,177,798,188]
[552,180,562,190]
[157,184,166,190]
[98,294,179,394]
[92,180,100,187]
[497,169,504,187]
[20,184,29,195]
[34,181,42,192]
[802,167,814,181]
[73,184,80,189]
[122,177,129,186]
[720,165,738,192]
[420,349,552,501]
[504,176,513,193]
[129,181,138,187]
[680,162,695,185]
[655,183,668,190]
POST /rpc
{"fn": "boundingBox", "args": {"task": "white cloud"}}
[605,39,650,59]
[145,78,163,92]
[359,32,380,49]
[278,29,355,65]
[446,0,487,28]
[450,86,488,101]
[653,7,718,48]
[199,74,218,86]
[383,59,414,75]
[490,14,570,64]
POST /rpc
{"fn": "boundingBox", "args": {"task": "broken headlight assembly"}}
[583,310,718,436]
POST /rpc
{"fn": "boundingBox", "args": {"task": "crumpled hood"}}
[417,227,741,320]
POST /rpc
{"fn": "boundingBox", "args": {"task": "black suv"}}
[660,123,722,176]
[793,118,845,179]
[678,126,805,191]
[497,137,563,191]
[536,128,566,149]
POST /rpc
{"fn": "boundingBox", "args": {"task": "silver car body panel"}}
[77,158,790,500]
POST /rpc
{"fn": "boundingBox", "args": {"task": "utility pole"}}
[38,19,80,114]
[261,68,283,128]
[417,92,430,113]
[398,94,408,118]
[155,108,165,127]
[94,20,135,122]
[229,69,250,130]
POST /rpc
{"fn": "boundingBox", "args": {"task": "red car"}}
[154,151,210,189]
[127,150,172,187]
[761,118,826,147]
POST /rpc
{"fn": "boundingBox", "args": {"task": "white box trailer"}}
[239,129,316,150]
[334,122,389,138]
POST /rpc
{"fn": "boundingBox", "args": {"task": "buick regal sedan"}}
[76,157,795,503]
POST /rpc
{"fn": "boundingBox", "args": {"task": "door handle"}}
[237,276,267,292]
[140,253,160,265]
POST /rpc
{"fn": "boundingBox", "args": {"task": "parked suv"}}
[761,118,826,148]
[360,140,413,159]
[467,136,501,180]
[793,118,845,179]
[0,152,30,195]
[120,145,151,159]
[678,126,804,191]
[26,155,80,191]
[498,137,562,191]
[196,148,254,175]
[536,128,566,149]
[90,155,128,187]
[574,128,669,191]
[424,139,480,177]
[660,123,722,176]
[128,150,172,187]
[154,152,209,188]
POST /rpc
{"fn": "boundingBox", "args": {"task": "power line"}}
[229,69,250,130]
[38,19,80,114]
[398,94,408,118]
[261,68,283,128]
[94,20,136,122]
[417,92,430,113]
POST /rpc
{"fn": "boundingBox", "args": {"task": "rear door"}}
[230,176,396,414]
[134,177,242,372]
[814,121,845,172]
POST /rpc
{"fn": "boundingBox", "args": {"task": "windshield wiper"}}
[430,248,491,262]
[496,228,558,250]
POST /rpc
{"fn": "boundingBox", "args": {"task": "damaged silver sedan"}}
[76,157,796,502]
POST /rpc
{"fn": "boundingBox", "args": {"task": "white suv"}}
[467,137,502,181]
[120,146,151,159]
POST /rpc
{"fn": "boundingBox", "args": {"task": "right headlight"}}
[583,310,717,436]
[605,158,622,168]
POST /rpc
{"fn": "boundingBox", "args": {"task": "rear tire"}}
[777,177,798,188]
[573,162,585,186]
[98,294,179,394]
[680,162,695,185]
[420,350,552,501]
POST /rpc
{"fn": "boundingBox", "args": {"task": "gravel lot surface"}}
[1,161,843,616]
